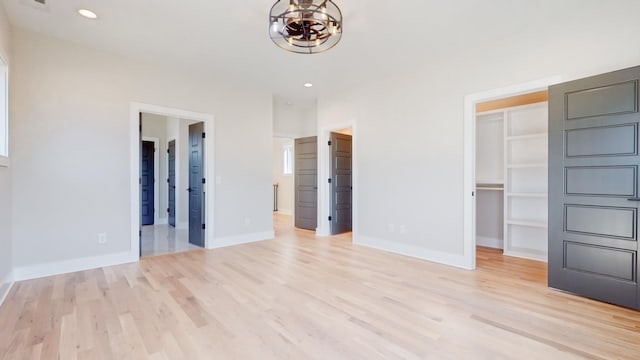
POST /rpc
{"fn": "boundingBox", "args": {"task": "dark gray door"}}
[141,140,155,226]
[139,114,143,257]
[549,65,640,310]
[330,132,352,235]
[295,136,318,230]
[168,140,176,227]
[188,123,205,247]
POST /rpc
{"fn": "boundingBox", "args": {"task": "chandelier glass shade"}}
[269,0,343,54]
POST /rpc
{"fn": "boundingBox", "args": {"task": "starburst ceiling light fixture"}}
[269,0,343,54]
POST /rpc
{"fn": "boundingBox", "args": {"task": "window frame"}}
[283,144,293,175]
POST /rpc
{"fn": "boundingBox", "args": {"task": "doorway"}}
[272,137,296,230]
[130,103,214,259]
[139,113,206,256]
[329,129,352,235]
[463,76,561,270]
[317,123,357,240]
[474,93,549,265]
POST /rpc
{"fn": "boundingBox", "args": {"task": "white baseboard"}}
[476,236,503,249]
[355,235,469,270]
[0,271,14,307]
[209,231,275,249]
[276,209,292,216]
[13,251,138,282]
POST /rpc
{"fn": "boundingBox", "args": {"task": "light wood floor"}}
[1,214,639,359]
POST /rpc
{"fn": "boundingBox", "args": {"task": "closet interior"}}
[475,94,549,262]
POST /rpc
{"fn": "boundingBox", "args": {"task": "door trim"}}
[462,76,562,270]
[317,122,358,243]
[142,136,160,225]
[130,103,215,259]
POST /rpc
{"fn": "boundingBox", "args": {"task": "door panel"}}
[295,136,317,230]
[549,65,640,309]
[141,140,155,225]
[565,166,636,197]
[566,81,637,120]
[168,140,176,227]
[188,123,205,247]
[331,132,352,235]
[566,124,637,157]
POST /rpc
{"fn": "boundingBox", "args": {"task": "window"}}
[0,56,7,165]
[283,144,293,175]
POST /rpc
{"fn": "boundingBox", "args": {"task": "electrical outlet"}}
[399,225,406,234]
[98,233,107,244]
[244,217,251,226]
[388,224,395,233]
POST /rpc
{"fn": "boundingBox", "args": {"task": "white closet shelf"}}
[506,133,547,141]
[477,187,504,191]
[476,180,504,185]
[507,192,547,198]
[506,220,548,228]
[507,163,547,169]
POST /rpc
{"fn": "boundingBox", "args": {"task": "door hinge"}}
[202,178,206,184]
[328,140,332,146]
[202,132,206,139]
[167,178,169,183]
[139,178,141,185]
[328,216,332,221]
[139,230,142,237]
[167,149,170,154]
[202,224,206,230]
[167,207,170,213]
[328,178,332,184]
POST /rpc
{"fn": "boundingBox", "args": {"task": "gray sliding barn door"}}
[295,136,318,230]
[330,132,352,235]
[549,65,640,310]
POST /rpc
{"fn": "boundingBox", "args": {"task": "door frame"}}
[141,136,160,225]
[462,76,561,270]
[130,103,215,259]
[317,122,358,242]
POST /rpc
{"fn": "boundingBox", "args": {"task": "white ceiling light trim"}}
[78,9,98,20]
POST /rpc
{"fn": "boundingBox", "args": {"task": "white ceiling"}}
[2,0,631,102]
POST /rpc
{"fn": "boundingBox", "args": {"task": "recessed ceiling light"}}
[304,83,313,88]
[78,9,98,19]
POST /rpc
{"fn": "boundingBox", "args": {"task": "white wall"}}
[273,98,317,138]
[141,112,168,224]
[317,1,640,267]
[272,137,294,215]
[10,28,273,271]
[0,4,12,297]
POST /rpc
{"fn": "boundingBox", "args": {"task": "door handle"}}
[627,198,640,201]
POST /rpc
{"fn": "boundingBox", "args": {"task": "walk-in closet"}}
[475,95,549,262]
